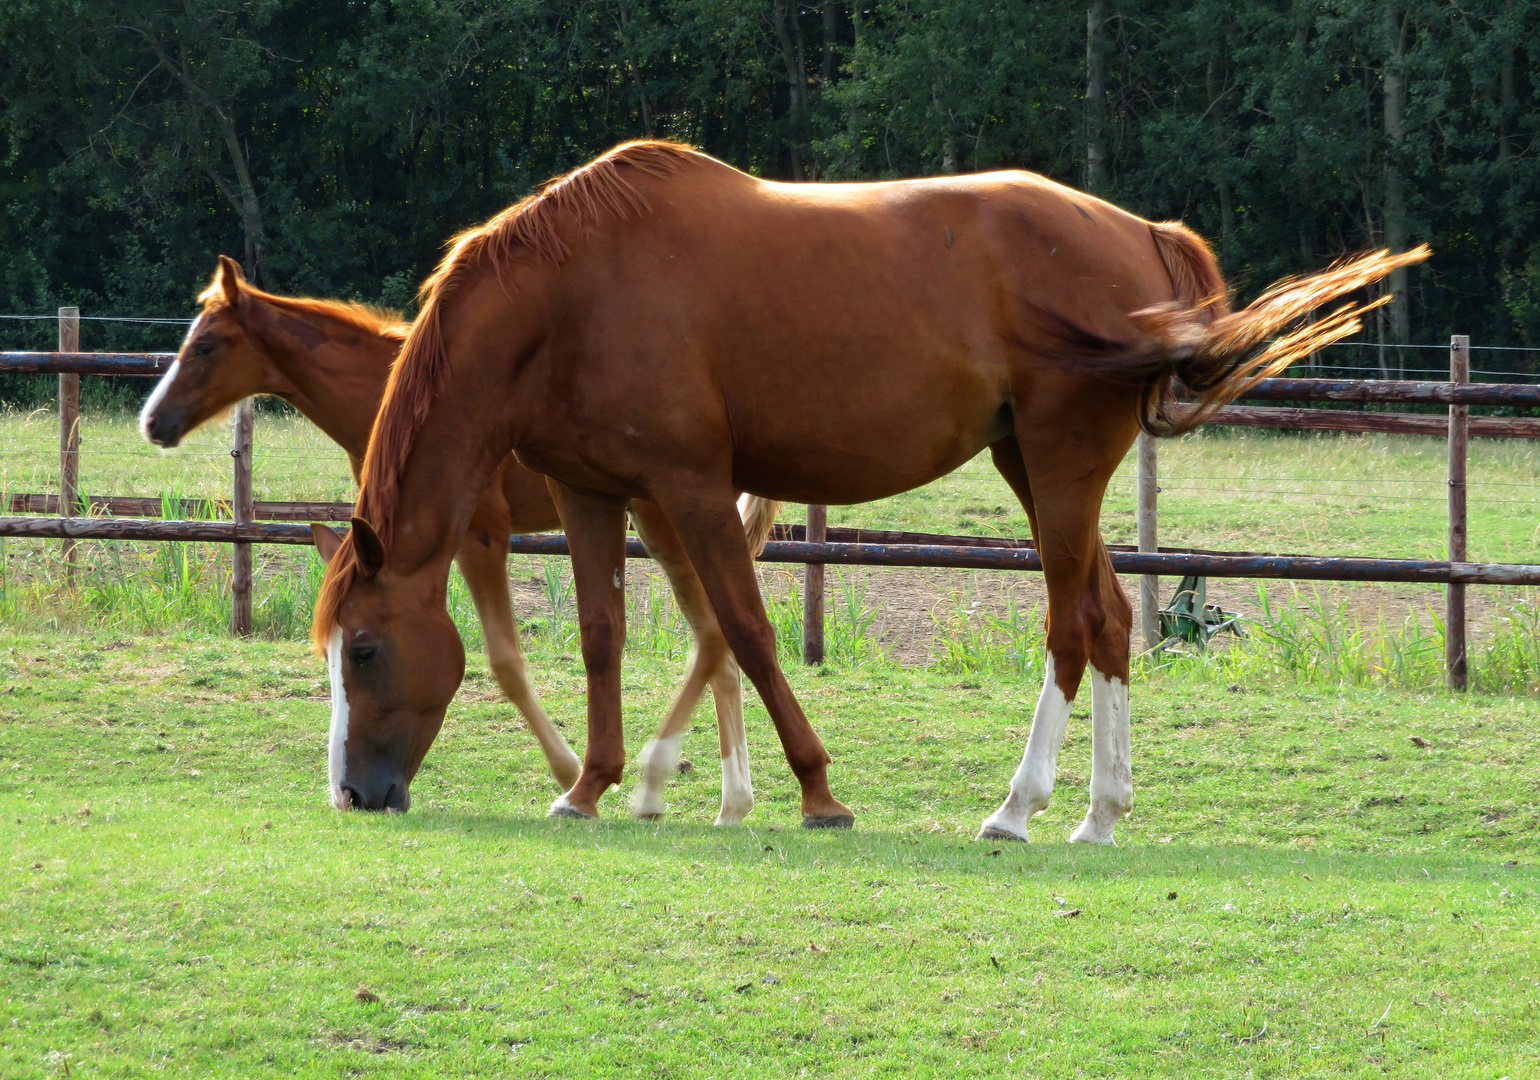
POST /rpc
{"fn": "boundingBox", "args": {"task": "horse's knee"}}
[720,619,777,679]
[578,608,623,670]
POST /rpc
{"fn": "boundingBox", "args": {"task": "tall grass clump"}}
[930,581,1046,678]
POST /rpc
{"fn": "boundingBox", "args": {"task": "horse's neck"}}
[249,302,394,463]
[371,295,538,577]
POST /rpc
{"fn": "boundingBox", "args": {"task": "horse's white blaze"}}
[325,626,351,810]
[137,360,182,439]
[631,731,683,818]
[138,314,204,439]
[978,655,1073,841]
[1069,666,1133,845]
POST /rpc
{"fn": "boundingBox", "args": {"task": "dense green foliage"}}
[0,0,1536,369]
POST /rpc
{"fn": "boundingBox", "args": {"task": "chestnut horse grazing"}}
[314,140,1425,836]
[140,257,773,822]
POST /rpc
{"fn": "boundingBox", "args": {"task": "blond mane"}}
[312,139,698,649]
[200,277,411,341]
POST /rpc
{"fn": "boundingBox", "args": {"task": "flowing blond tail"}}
[1133,244,1431,434]
[737,494,781,558]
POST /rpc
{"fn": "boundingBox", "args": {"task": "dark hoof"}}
[633,811,664,823]
[976,826,1028,843]
[801,813,855,830]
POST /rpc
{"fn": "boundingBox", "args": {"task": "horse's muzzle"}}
[339,779,411,813]
[142,411,185,448]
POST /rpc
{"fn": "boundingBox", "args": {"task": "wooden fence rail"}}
[3,336,1536,682]
[5,515,1540,587]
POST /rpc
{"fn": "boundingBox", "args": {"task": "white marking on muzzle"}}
[137,360,182,440]
[326,626,351,810]
[138,314,204,440]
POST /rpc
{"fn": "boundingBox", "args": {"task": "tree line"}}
[0,0,1535,394]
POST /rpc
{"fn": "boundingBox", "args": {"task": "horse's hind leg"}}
[648,482,851,827]
[978,433,1133,843]
[456,496,581,790]
[1068,584,1134,844]
[627,499,753,826]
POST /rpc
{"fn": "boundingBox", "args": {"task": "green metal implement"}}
[1158,575,1244,647]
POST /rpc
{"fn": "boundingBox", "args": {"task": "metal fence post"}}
[231,398,255,636]
[803,503,827,664]
[58,307,80,580]
[1447,335,1470,690]
[1137,429,1160,651]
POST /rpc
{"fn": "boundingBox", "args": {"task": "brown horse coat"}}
[139,258,771,820]
[315,141,1422,834]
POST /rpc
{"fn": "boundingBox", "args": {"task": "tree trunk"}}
[1383,0,1409,370]
[138,30,278,289]
[616,0,653,135]
[1085,0,1108,194]
[1206,54,1233,261]
[822,1,838,85]
[773,0,810,180]
[1500,0,1515,170]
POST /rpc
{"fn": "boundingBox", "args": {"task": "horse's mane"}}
[199,278,411,341]
[311,139,698,649]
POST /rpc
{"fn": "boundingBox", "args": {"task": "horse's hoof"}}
[547,794,596,820]
[976,825,1028,843]
[633,811,664,823]
[801,813,855,830]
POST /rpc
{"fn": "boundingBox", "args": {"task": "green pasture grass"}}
[0,405,354,506]
[2,631,1537,1077]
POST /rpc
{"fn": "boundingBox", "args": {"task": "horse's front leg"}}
[456,495,581,790]
[545,482,630,819]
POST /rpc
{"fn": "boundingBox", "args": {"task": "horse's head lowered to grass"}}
[311,519,466,812]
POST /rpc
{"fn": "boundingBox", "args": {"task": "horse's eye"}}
[193,340,216,357]
[349,645,377,666]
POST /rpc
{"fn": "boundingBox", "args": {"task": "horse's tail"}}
[1046,230,1430,436]
[738,494,781,558]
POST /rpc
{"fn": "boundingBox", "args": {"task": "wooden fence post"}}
[231,397,255,636]
[803,503,827,664]
[1447,335,1470,690]
[1136,429,1160,651]
[58,307,80,580]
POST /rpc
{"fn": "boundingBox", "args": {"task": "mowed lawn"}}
[2,632,1537,1078]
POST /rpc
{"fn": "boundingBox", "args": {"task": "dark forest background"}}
[1,0,1536,395]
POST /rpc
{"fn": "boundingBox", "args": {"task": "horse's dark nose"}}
[143,412,182,448]
[340,780,411,813]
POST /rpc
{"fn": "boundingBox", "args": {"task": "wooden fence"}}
[2,317,1537,689]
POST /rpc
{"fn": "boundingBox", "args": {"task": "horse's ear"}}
[349,516,386,579]
[217,255,246,307]
[310,523,344,563]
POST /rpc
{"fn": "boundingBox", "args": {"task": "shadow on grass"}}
[363,808,1532,883]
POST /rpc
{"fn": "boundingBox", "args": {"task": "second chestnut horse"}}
[140,257,777,822]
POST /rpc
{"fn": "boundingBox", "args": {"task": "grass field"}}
[4,407,1540,1075]
[2,630,1537,1077]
